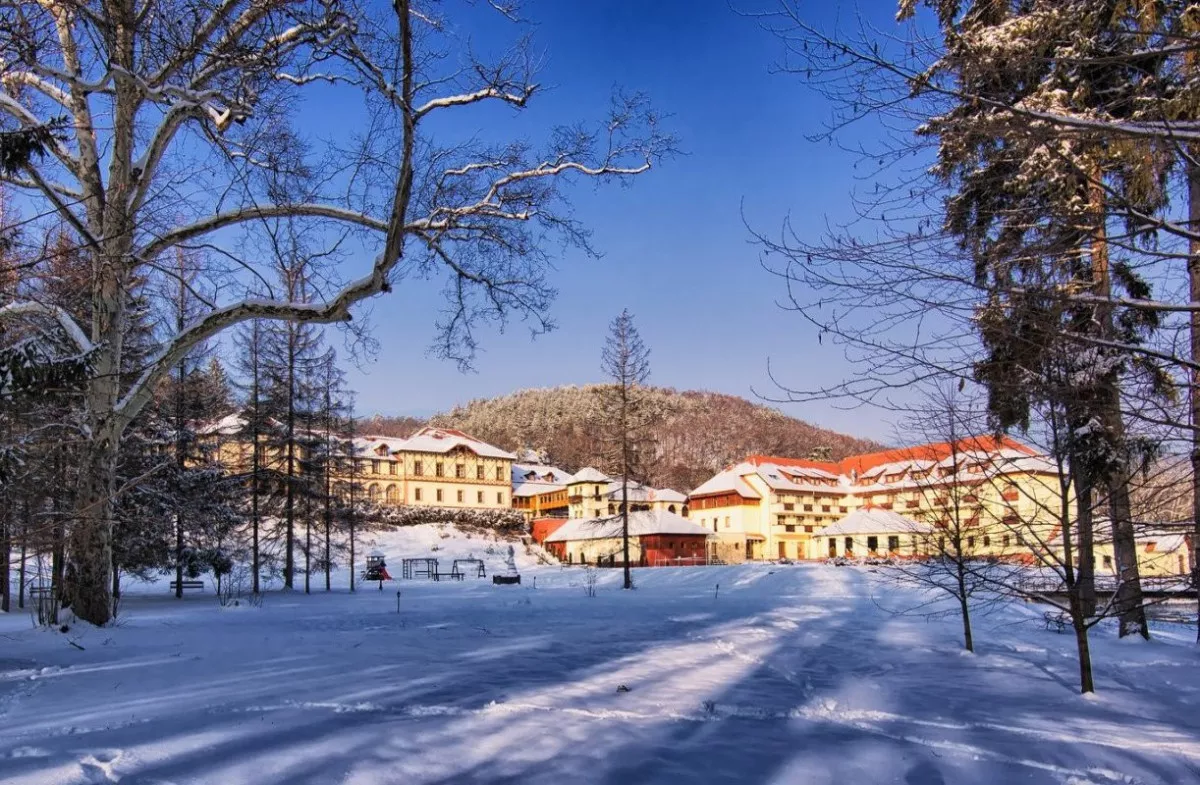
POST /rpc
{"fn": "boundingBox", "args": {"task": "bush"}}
[372,504,526,533]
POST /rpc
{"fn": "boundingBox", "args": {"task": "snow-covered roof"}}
[393,427,515,460]
[354,435,409,456]
[544,510,710,543]
[690,463,763,499]
[817,508,933,537]
[570,467,610,483]
[511,463,573,487]
[198,413,246,436]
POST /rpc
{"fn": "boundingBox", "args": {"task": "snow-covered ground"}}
[2,527,1199,785]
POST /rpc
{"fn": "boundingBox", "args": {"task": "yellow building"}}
[818,508,934,559]
[511,463,574,520]
[202,417,515,512]
[687,437,1067,564]
[356,427,515,510]
[563,467,687,520]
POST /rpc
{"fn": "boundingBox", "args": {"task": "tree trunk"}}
[1071,600,1095,694]
[622,476,631,589]
[349,470,357,594]
[1074,475,1097,618]
[67,436,119,626]
[1089,174,1147,640]
[1,507,10,613]
[956,560,974,653]
[284,338,296,590]
[1105,415,1149,639]
[1188,149,1200,643]
[17,535,26,610]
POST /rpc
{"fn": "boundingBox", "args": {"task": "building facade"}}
[688,437,1066,564]
[356,427,516,510]
[543,510,709,566]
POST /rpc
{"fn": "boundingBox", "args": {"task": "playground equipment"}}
[401,558,438,580]
[451,558,486,579]
[364,551,393,589]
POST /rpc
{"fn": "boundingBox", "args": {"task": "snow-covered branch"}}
[415,84,537,117]
[0,301,94,353]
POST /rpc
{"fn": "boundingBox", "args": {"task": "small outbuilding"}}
[816,508,933,559]
[544,510,711,567]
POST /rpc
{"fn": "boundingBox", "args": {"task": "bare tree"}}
[598,309,653,590]
[0,0,671,624]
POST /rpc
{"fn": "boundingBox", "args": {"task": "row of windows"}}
[366,485,507,505]
[411,461,504,480]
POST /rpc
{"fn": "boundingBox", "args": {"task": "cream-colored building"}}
[202,417,516,512]
[512,462,574,520]
[818,508,934,559]
[356,427,516,510]
[542,510,710,566]
[563,467,687,520]
[688,437,1068,564]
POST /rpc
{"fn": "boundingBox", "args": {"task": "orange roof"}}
[748,435,1034,477]
[745,455,841,473]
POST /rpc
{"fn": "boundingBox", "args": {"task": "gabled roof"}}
[599,482,687,504]
[198,413,246,436]
[354,435,409,456]
[689,463,762,499]
[544,510,710,543]
[511,463,573,486]
[569,467,610,483]
[817,508,933,537]
[396,426,515,460]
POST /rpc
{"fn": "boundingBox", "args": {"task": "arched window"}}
[368,484,380,502]
[608,503,615,515]
[385,485,398,504]
[668,504,676,514]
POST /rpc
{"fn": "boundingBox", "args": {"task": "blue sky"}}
[334,1,900,441]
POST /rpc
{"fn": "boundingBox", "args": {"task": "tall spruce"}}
[598,310,655,590]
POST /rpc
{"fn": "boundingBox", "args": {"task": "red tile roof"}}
[747,435,1034,477]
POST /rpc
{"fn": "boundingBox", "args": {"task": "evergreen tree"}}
[597,309,656,590]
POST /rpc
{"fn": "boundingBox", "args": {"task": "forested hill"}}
[368,386,881,493]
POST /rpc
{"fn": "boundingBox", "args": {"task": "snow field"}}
[1,528,1199,784]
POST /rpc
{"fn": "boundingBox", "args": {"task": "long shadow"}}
[4,566,1198,785]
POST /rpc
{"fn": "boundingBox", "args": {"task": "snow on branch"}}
[0,301,94,353]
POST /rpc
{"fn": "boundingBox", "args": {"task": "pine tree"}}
[597,309,656,590]
[911,0,1166,638]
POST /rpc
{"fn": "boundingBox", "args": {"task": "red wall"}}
[640,534,707,566]
[531,517,569,545]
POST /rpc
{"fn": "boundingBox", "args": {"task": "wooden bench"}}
[28,586,52,599]
[1042,611,1069,633]
[170,580,205,592]
[492,575,521,586]
[431,571,463,582]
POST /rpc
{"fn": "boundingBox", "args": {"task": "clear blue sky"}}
[333,1,898,441]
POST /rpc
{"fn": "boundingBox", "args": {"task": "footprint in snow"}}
[79,749,122,783]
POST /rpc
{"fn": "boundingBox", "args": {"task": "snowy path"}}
[2,561,1199,784]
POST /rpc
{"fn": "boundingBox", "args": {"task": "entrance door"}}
[778,541,787,559]
[828,539,837,557]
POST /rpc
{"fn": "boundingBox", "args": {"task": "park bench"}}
[170,580,205,592]
[28,586,52,599]
[1042,610,1069,633]
[492,575,521,585]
